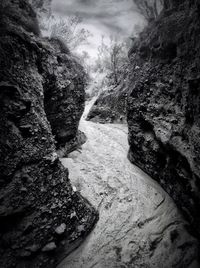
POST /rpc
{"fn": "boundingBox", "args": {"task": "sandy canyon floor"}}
[58,101,199,268]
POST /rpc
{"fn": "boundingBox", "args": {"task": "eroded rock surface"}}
[0,1,97,267]
[87,67,129,124]
[86,84,128,124]
[127,0,200,238]
[43,37,86,147]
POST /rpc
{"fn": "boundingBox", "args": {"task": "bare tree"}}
[93,36,128,85]
[95,36,109,73]
[133,0,164,21]
[110,42,124,84]
[78,50,91,74]
[40,15,91,51]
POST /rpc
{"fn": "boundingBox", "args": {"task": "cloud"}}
[52,0,145,58]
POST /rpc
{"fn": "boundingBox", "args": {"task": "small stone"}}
[77,225,85,233]
[127,196,132,202]
[41,187,46,192]
[72,186,77,192]
[20,124,32,130]
[25,244,40,253]
[55,223,66,235]
[51,152,58,163]
[43,152,58,163]
[42,242,57,252]
[70,211,77,219]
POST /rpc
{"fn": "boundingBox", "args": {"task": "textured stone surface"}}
[86,66,129,124]
[43,38,86,147]
[0,1,98,267]
[86,84,128,124]
[127,0,200,238]
[57,130,87,158]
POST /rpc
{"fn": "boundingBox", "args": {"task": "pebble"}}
[77,225,85,233]
[42,242,57,252]
[72,186,77,192]
[55,223,66,235]
[25,244,40,253]
[70,211,77,219]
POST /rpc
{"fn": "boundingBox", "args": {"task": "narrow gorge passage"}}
[58,101,198,268]
[2,1,200,267]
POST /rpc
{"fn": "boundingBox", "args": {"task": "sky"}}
[52,0,145,60]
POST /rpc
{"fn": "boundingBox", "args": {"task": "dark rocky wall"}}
[127,0,200,238]
[43,38,86,147]
[0,1,98,267]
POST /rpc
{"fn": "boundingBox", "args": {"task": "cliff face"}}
[43,38,86,147]
[0,1,97,267]
[127,0,200,237]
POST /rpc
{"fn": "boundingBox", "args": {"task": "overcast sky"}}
[52,0,145,59]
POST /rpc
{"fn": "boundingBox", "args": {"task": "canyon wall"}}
[43,38,86,147]
[127,0,200,237]
[0,1,98,267]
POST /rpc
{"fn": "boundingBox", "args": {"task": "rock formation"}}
[43,38,86,147]
[86,84,128,124]
[127,0,200,238]
[0,1,98,267]
[87,68,129,124]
